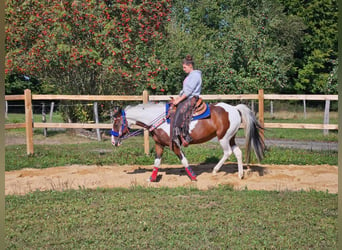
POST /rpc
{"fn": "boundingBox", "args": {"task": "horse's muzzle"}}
[111,136,122,147]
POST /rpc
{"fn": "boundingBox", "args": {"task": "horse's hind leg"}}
[212,138,233,175]
[232,144,243,179]
[213,137,244,179]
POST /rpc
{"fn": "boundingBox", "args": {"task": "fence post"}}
[143,90,150,155]
[258,89,265,141]
[323,99,330,136]
[5,100,8,119]
[42,102,47,137]
[24,89,34,155]
[49,102,54,122]
[93,102,101,141]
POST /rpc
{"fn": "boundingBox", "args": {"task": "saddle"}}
[193,98,209,117]
[166,97,210,124]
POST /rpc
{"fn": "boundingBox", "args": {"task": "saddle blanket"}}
[165,102,210,124]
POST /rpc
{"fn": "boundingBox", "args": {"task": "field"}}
[6,187,337,249]
[5,108,338,248]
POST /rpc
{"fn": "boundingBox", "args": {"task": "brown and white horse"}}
[111,102,265,182]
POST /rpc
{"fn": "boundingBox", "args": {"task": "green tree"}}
[156,0,305,94]
[5,0,171,121]
[279,0,338,94]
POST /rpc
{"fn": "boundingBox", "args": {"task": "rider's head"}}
[182,54,194,74]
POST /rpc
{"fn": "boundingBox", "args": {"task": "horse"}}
[111,102,265,182]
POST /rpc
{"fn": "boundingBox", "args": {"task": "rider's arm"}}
[173,94,187,105]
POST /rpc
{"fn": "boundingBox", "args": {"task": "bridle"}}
[111,109,128,137]
[111,109,144,146]
[111,106,171,146]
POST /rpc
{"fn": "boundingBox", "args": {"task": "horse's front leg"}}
[173,145,197,181]
[149,143,164,182]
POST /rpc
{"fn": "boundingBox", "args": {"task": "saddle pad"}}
[165,103,210,124]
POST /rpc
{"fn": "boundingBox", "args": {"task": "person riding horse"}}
[171,54,202,147]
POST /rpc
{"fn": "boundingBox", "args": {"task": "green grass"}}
[5,187,337,249]
[5,135,337,171]
[6,112,65,124]
[5,112,338,249]
[263,109,338,142]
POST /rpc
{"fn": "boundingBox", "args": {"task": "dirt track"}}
[5,163,338,195]
[5,131,338,195]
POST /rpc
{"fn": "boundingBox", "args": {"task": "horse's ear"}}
[113,106,122,113]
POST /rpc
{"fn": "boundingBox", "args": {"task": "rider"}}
[171,54,202,147]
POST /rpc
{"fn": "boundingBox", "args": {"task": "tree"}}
[6,0,171,121]
[156,0,305,94]
[279,0,338,94]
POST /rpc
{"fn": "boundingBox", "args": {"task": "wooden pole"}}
[5,100,8,119]
[303,99,307,119]
[42,102,47,137]
[258,89,265,141]
[93,102,101,141]
[49,102,54,122]
[24,89,34,155]
[323,99,330,136]
[142,90,149,155]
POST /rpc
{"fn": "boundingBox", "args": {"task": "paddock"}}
[5,162,337,195]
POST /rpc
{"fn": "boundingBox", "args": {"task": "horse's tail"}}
[236,104,265,163]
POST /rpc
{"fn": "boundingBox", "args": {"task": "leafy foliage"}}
[154,0,305,94]
[5,0,171,96]
[6,0,172,121]
[279,0,338,94]
[5,0,337,119]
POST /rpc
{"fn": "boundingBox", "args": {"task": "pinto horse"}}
[111,102,265,182]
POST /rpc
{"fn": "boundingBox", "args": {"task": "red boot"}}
[185,166,197,181]
[149,167,159,182]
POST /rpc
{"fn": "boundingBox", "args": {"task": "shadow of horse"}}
[127,160,267,182]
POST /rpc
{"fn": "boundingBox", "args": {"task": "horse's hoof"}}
[238,174,244,180]
[212,170,218,175]
[148,177,157,182]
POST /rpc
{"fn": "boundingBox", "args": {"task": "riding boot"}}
[181,134,192,147]
[149,167,159,182]
[180,136,189,147]
[185,166,197,181]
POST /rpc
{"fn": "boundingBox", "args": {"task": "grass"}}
[5,109,338,248]
[5,187,337,249]
[5,134,337,171]
[262,109,338,142]
[5,112,65,124]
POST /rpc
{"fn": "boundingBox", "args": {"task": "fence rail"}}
[5,89,338,155]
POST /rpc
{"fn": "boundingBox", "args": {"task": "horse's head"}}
[111,107,129,147]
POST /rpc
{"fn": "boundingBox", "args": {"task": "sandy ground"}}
[5,163,337,195]
[5,131,338,195]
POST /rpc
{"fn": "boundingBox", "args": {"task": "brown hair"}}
[182,54,194,67]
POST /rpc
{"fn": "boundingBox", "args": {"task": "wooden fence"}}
[5,89,338,155]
